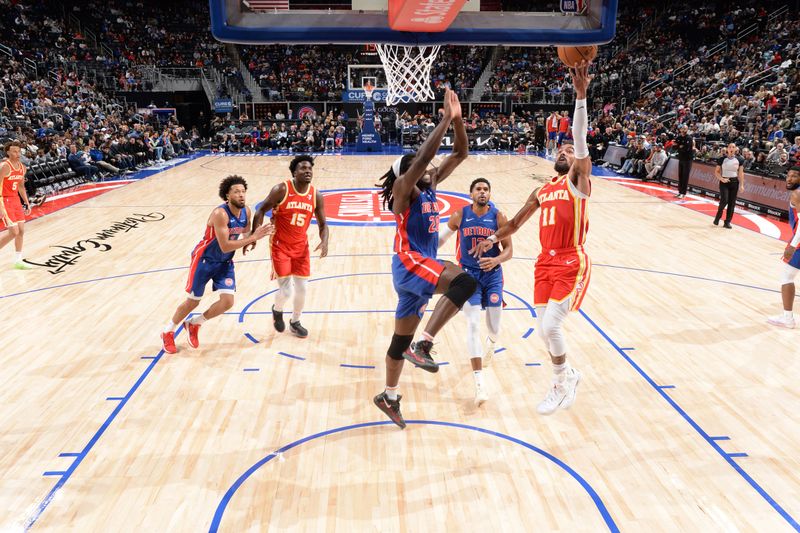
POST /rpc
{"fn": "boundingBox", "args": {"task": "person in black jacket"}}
[713,143,745,229]
[674,124,695,198]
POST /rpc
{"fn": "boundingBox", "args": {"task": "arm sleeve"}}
[572,99,589,159]
[438,224,456,247]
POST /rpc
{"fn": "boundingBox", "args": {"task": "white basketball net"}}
[375,44,441,106]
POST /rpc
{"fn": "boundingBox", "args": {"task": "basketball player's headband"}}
[392,156,404,178]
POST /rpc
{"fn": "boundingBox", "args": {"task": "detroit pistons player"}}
[438,177,513,406]
[249,155,329,338]
[161,176,273,354]
[373,89,475,428]
[0,140,33,269]
[474,61,593,415]
[767,166,800,328]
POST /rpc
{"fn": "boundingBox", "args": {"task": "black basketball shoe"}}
[402,340,439,373]
[272,306,285,332]
[374,392,406,429]
[289,319,308,338]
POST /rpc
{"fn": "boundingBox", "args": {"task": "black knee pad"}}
[444,272,478,309]
[387,334,413,360]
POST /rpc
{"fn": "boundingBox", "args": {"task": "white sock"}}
[189,314,207,325]
[163,322,177,334]
[385,386,398,401]
[14,251,22,263]
[553,362,570,376]
[784,310,794,319]
[419,331,434,344]
[473,370,484,388]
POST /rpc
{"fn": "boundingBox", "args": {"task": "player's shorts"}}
[534,246,591,311]
[271,244,310,279]
[557,132,567,144]
[392,251,445,319]
[463,265,504,309]
[547,131,557,140]
[785,247,800,270]
[185,258,236,300]
[1,196,25,228]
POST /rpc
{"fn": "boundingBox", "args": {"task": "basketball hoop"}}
[375,44,441,106]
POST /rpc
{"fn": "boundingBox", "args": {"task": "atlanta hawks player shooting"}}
[473,61,593,415]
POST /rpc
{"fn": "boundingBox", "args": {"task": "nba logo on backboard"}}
[560,0,587,15]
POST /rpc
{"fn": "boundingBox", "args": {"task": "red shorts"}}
[1,196,24,229]
[534,247,591,311]
[271,244,310,279]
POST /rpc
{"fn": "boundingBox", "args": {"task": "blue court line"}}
[728,453,749,458]
[58,453,80,458]
[140,355,156,360]
[620,347,635,351]
[105,397,125,401]
[208,420,619,533]
[243,368,260,372]
[276,351,305,361]
[522,327,534,339]
[711,436,731,441]
[25,325,185,529]
[494,347,507,354]
[42,471,66,477]
[4,256,795,302]
[243,333,259,344]
[436,362,450,366]
[579,309,799,531]
[339,364,376,369]
[526,363,542,367]
[657,385,676,390]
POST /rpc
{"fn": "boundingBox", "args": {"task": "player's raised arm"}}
[471,188,540,258]
[567,60,593,197]
[478,211,513,272]
[432,90,468,188]
[313,189,329,258]
[391,89,456,210]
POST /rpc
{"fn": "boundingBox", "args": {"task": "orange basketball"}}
[557,45,598,68]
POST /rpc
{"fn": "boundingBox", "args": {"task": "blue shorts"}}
[557,132,567,144]
[464,266,504,309]
[787,248,800,269]
[548,131,557,140]
[392,252,444,319]
[185,258,236,299]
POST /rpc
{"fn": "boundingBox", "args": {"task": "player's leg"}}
[535,298,581,415]
[463,301,488,406]
[287,249,311,338]
[482,270,503,367]
[184,262,237,348]
[12,219,30,269]
[271,247,293,332]
[414,261,477,351]
[768,261,799,328]
[374,290,424,429]
[0,219,20,252]
[162,259,210,353]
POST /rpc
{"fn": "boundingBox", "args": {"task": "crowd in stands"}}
[1,1,199,201]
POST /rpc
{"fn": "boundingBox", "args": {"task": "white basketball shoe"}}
[767,314,796,329]
[483,337,496,367]
[537,368,582,416]
[474,385,489,407]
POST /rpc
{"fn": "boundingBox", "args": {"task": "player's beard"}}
[475,198,488,207]
[230,198,246,209]
[554,159,571,174]
[788,182,800,191]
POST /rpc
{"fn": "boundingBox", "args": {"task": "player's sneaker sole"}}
[767,317,796,329]
[402,348,439,373]
[373,393,406,429]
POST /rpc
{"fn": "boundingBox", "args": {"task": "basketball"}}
[557,45,598,67]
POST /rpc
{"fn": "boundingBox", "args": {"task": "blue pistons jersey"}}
[788,199,800,269]
[191,203,247,263]
[394,187,440,259]
[456,205,500,270]
[455,204,504,308]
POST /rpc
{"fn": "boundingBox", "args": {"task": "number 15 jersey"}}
[272,179,316,254]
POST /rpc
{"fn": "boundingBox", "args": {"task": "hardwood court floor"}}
[1,153,798,532]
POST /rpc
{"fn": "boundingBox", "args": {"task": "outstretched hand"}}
[447,89,462,121]
[469,238,494,259]
[569,60,593,98]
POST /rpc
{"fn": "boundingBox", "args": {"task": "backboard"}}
[209,0,618,46]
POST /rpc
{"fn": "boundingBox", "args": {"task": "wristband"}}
[487,234,498,244]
